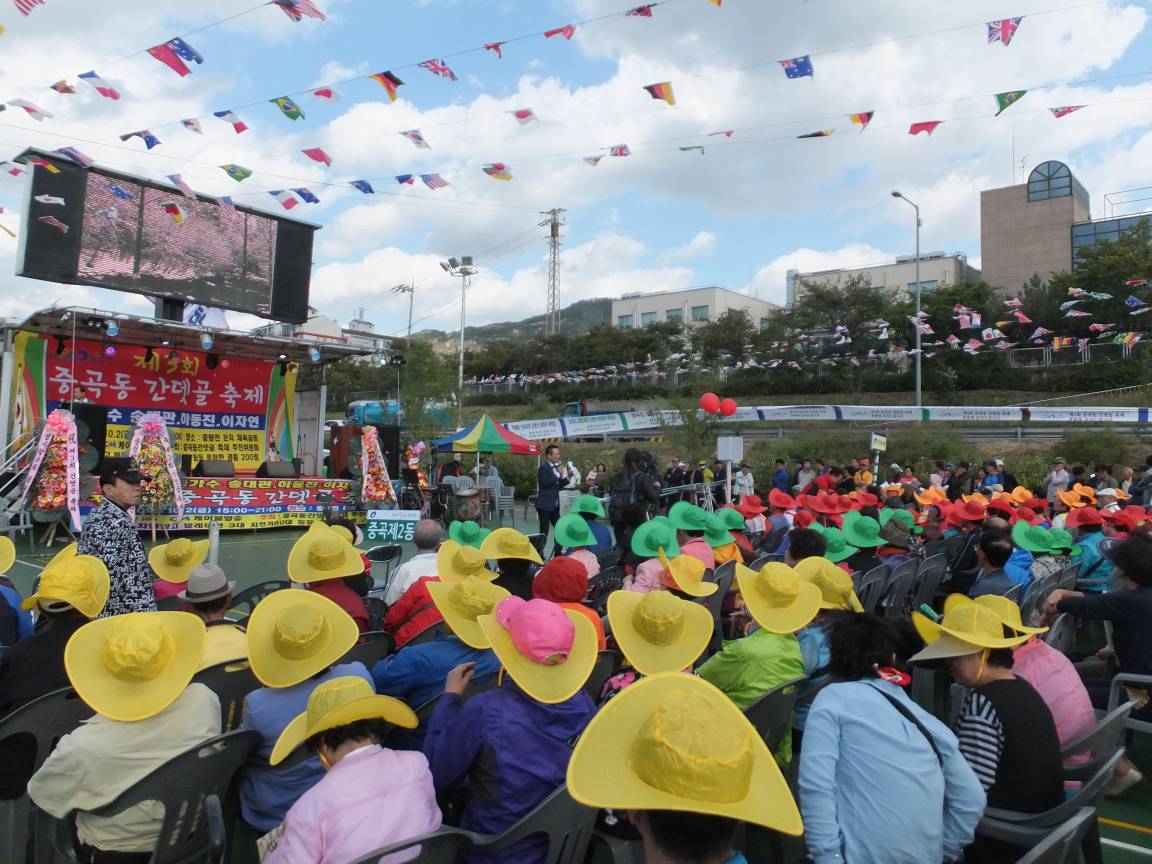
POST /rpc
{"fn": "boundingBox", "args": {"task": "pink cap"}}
[495,596,574,666]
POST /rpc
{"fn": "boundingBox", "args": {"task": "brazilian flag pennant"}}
[271,96,305,121]
[994,90,1027,116]
[220,164,253,182]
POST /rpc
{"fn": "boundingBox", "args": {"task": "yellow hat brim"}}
[436,540,498,584]
[607,591,713,676]
[478,608,598,704]
[794,557,864,613]
[427,579,510,649]
[657,549,717,597]
[287,524,364,585]
[246,589,360,688]
[148,538,210,584]
[566,674,803,835]
[21,554,110,618]
[270,694,418,765]
[973,595,1048,636]
[479,528,544,564]
[0,535,14,575]
[912,606,1032,652]
[736,564,822,634]
[46,542,79,569]
[64,611,206,722]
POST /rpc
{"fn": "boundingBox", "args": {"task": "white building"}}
[611,286,781,330]
[252,309,394,358]
[786,253,981,306]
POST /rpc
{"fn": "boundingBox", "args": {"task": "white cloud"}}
[745,243,893,306]
[663,229,715,262]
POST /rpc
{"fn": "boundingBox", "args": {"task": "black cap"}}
[99,457,143,486]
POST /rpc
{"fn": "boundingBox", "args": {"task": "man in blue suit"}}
[536,444,573,540]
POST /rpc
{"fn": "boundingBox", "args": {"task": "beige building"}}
[787,253,980,306]
[611,286,781,330]
[252,309,394,361]
[980,160,1091,292]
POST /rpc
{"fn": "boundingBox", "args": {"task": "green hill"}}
[415,297,611,345]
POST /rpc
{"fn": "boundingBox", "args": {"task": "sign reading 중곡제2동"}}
[366,510,422,543]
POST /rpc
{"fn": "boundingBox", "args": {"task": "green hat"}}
[820,526,857,564]
[449,520,491,548]
[668,501,711,533]
[555,513,596,549]
[715,507,746,532]
[570,495,606,519]
[840,513,883,549]
[703,514,733,549]
[631,520,681,559]
[880,508,923,535]
[1046,527,1083,557]
[1011,521,1053,555]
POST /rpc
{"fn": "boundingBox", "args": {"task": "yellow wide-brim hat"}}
[427,576,511,649]
[911,594,1030,663]
[0,535,13,574]
[46,542,79,569]
[246,589,359,688]
[270,675,417,765]
[148,537,210,584]
[479,528,543,564]
[65,611,206,721]
[22,551,110,618]
[657,548,717,598]
[437,540,498,584]
[1056,488,1089,509]
[794,556,863,613]
[287,522,364,584]
[607,590,713,676]
[478,606,598,704]
[974,594,1048,637]
[736,562,821,634]
[567,674,802,835]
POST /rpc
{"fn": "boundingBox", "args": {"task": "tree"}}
[691,309,753,366]
[399,339,456,442]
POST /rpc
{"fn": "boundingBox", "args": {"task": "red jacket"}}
[309,580,369,633]
[384,576,445,647]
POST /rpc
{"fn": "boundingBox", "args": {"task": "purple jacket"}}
[423,681,595,864]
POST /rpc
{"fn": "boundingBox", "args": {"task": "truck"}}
[345,399,455,428]
[562,399,638,418]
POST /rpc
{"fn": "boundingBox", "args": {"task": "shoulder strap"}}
[1078,554,1105,580]
[867,683,943,766]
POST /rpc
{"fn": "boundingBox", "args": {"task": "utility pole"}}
[540,208,566,336]
[391,283,416,337]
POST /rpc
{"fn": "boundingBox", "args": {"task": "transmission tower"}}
[540,208,566,335]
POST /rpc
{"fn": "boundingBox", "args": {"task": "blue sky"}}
[0,0,1150,336]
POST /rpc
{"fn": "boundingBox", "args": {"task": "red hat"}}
[1011,506,1041,526]
[854,491,880,507]
[941,503,964,530]
[531,557,590,604]
[1066,507,1103,528]
[736,494,767,517]
[793,510,816,529]
[953,499,988,522]
[808,491,845,515]
[986,499,1015,518]
[768,489,795,510]
[1121,505,1148,526]
[1024,497,1050,512]
[837,494,857,513]
[1100,509,1134,531]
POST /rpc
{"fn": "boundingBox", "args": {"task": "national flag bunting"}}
[709,130,734,138]
[510,108,537,125]
[214,110,249,133]
[779,55,813,79]
[609,144,631,156]
[14,0,44,16]
[167,173,196,198]
[987,17,1022,46]
[544,24,577,40]
[55,147,93,167]
[421,173,449,189]
[1114,332,1142,347]
[1049,106,1084,119]
[1012,309,1032,324]
[182,118,203,134]
[370,71,404,101]
[108,182,135,201]
[583,155,603,166]
[159,201,186,225]
[1124,295,1146,308]
[626,4,655,16]
[220,164,253,182]
[9,99,53,121]
[350,180,374,193]
[482,163,512,180]
[797,129,833,138]
[218,196,237,218]
[1125,279,1148,287]
[313,87,341,101]
[1089,323,1115,332]
[147,38,204,77]
[271,96,305,120]
[17,156,56,173]
[679,145,704,154]
[994,90,1027,116]
[34,195,64,205]
[396,175,415,185]
[294,188,319,203]
[909,120,941,136]
[484,41,506,58]
[418,59,457,81]
[78,71,120,100]
[38,215,68,233]
[50,80,75,94]
[272,0,326,21]
[269,190,299,210]
[302,147,331,166]
[400,129,430,149]
[848,111,874,132]
[1052,336,1075,351]
[120,130,161,150]
[1065,309,1092,318]
[643,82,675,106]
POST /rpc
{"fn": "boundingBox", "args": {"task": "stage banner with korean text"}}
[9,331,297,470]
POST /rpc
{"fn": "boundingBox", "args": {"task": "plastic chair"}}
[1060,700,1138,782]
[976,748,1124,864]
[1108,673,1152,737]
[596,547,623,569]
[413,671,502,724]
[365,545,403,593]
[855,566,890,614]
[191,660,260,732]
[705,563,737,655]
[881,559,920,620]
[468,783,597,864]
[1057,563,1080,591]
[748,555,772,571]
[583,650,622,701]
[759,526,788,555]
[1042,613,1074,655]
[585,566,624,614]
[363,595,388,631]
[1018,574,1057,629]
[341,630,396,671]
[1002,582,1024,602]
[347,827,474,864]
[1014,807,1097,864]
[526,533,547,558]
[912,554,949,611]
[47,729,261,864]
[495,485,517,525]
[227,580,290,621]
[743,677,803,753]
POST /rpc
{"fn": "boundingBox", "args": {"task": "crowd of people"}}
[0,451,1149,864]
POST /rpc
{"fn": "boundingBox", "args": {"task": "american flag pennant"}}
[269,190,299,210]
[418,59,457,81]
[301,147,331,166]
[159,200,187,225]
[147,38,204,77]
[482,163,512,180]
[272,0,326,21]
[779,55,813,79]
[349,179,374,194]
[509,108,537,125]
[120,130,161,150]
[370,71,404,101]
[484,41,506,58]
[609,143,631,156]
[38,215,68,233]
[1049,106,1084,119]
[421,173,450,189]
[293,188,319,204]
[78,71,120,100]
[14,0,44,16]
[544,24,577,40]
[218,196,237,218]
[313,87,341,102]
[50,80,76,95]
[626,4,656,16]
[167,173,197,198]
[214,110,249,133]
[582,155,603,166]
[8,99,53,121]
[181,118,203,134]
[909,121,941,136]
[400,129,431,149]
[271,96,305,121]
[395,175,415,185]
[55,147,93,167]
[987,17,1023,46]
[709,130,734,138]
[643,82,675,106]
[994,90,1027,116]
[848,111,873,132]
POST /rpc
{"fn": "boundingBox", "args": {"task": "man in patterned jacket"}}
[77,457,156,616]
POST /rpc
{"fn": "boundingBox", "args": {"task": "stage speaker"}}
[193,459,235,478]
[256,461,300,479]
[71,403,108,474]
[376,424,401,481]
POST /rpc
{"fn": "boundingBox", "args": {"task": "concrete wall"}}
[793,256,980,303]
[610,287,780,328]
[980,183,1089,292]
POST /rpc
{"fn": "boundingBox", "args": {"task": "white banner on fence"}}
[1025,407,1146,424]
[838,406,923,422]
[758,405,840,421]
[504,418,565,439]
[927,407,1023,422]
[562,414,626,436]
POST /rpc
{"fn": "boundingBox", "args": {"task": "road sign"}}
[870,433,888,453]
[366,509,421,543]
[717,436,744,462]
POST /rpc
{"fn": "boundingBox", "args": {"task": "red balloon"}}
[699,392,721,414]
[719,398,738,417]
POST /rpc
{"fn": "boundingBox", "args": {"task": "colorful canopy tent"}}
[432,414,541,455]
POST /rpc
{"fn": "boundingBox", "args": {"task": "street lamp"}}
[391,283,416,338]
[440,256,477,428]
[891,190,923,410]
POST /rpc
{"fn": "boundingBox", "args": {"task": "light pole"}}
[891,190,922,410]
[391,282,415,338]
[440,256,477,428]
